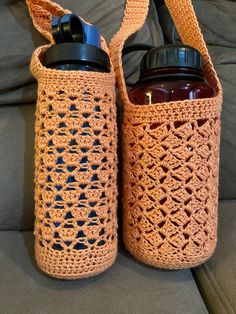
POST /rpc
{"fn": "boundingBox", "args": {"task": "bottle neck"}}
[139,67,205,83]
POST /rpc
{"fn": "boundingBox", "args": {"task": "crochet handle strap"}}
[165,0,209,56]
[26,0,70,43]
[110,0,212,101]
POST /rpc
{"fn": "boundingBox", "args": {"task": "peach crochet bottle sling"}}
[26,0,118,279]
[110,0,223,269]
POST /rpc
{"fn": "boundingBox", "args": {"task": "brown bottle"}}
[129,45,215,104]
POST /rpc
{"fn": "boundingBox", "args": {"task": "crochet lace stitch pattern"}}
[32,47,118,279]
[27,0,118,279]
[110,0,222,268]
[122,104,221,268]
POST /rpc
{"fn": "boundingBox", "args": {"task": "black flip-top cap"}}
[45,42,110,72]
[140,45,204,75]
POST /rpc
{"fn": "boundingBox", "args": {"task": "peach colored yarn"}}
[110,0,223,269]
[27,0,118,279]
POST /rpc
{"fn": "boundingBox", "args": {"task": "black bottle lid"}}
[45,42,110,72]
[140,45,204,75]
[52,14,84,44]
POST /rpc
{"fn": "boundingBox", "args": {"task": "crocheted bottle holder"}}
[27,0,118,279]
[110,0,223,269]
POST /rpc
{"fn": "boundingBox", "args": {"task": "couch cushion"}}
[192,0,236,201]
[0,0,162,105]
[155,0,236,200]
[0,104,35,231]
[0,231,208,314]
[192,200,236,314]
[209,46,236,201]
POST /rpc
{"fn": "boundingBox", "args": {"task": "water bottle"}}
[45,14,110,72]
[128,45,215,104]
[44,14,110,246]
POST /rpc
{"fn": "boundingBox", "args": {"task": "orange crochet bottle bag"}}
[26,0,118,279]
[110,0,222,269]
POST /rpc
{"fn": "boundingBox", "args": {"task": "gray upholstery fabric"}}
[0,0,162,105]
[0,0,45,104]
[192,0,236,201]
[155,0,236,200]
[192,200,236,314]
[0,231,208,314]
[0,104,35,231]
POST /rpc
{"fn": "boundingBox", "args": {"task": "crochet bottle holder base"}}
[122,98,221,269]
[32,46,118,279]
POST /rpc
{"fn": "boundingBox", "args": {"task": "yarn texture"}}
[110,0,223,268]
[27,0,118,279]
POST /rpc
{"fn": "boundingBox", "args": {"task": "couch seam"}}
[196,263,235,314]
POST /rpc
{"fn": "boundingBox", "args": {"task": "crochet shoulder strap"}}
[110,0,221,103]
[26,0,70,42]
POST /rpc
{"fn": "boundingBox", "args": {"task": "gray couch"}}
[0,1,235,313]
